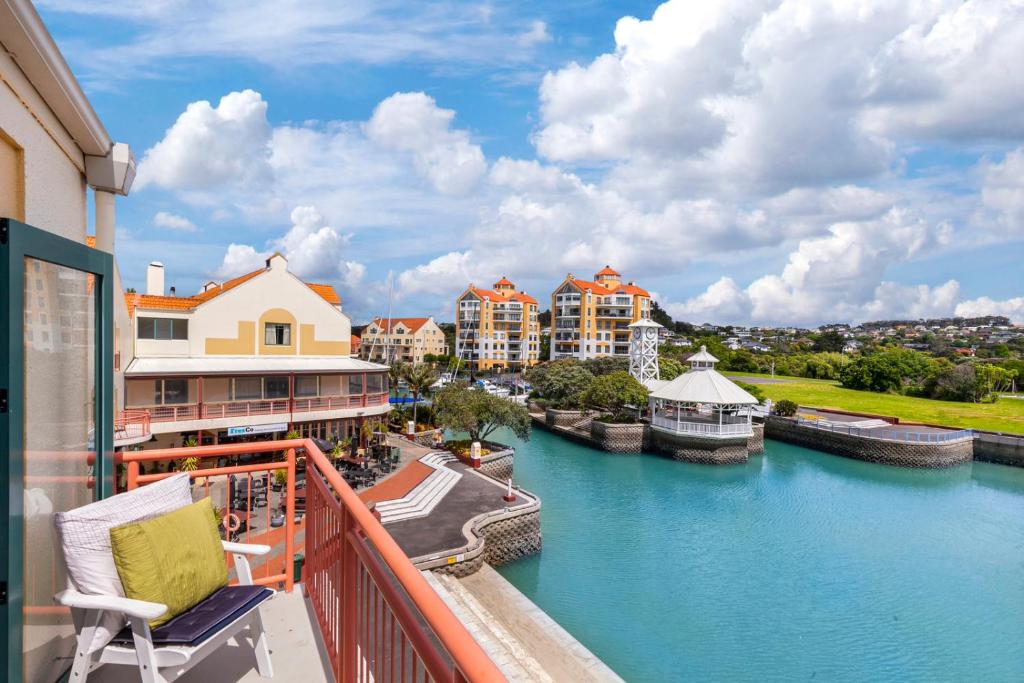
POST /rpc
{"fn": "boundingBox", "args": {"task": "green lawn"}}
[724,372,1024,434]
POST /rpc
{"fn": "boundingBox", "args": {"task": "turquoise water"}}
[493,428,1024,682]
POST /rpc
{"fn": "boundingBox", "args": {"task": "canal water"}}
[493,427,1024,682]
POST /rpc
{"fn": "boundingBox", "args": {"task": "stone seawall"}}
[748,423,765,454]
[765,416,974,468]
[479,447,515,481]
[973,431,1024,467]
[648,427,751,464]
[589,420,645,453]
[545,407,593,428]
[414,485,542,579]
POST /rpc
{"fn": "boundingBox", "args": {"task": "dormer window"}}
[264,322,291,346]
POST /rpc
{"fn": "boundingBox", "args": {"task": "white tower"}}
[628,319,663,386]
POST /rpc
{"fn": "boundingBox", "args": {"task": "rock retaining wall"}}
[765,416,973,468]
[478,447,515,481]
[748,423,765,454]
[545,408,592,428]
[972,431,1024,467]
[649,427,751,464]
[415,487,542,578]
[589,421,645,453]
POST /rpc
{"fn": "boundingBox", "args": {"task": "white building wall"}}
[0,49,87,239]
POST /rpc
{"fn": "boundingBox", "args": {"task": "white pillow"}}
[55,473,193,653]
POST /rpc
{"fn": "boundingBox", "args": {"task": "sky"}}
[40,0,1024,326]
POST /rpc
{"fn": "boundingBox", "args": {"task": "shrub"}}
[582,371,648,420]
[773,399,798,416]
[735,381,765,403]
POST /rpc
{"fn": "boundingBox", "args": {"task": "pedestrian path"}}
[374,451,461,524]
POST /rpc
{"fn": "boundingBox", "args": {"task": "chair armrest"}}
[222,541,271,556]
[55,589,167,620]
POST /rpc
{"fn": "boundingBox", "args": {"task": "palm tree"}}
[402,363,438,428]
[389,360,409,398]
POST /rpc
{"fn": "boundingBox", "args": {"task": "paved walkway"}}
[385,459,529,559]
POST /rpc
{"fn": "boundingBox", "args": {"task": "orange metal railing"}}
[121,439,505,682]
[114,409,151,442]
[121,443,297,592]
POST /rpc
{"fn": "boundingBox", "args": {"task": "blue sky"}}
[40,0,1024,325]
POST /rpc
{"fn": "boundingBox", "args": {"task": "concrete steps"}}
[376,452,461,524]
[422,571,553,682]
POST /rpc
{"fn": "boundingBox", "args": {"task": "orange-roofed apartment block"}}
[122,253,391,448]
[360,316,448,364]
[550,266,652,360]
[455,278,541,371]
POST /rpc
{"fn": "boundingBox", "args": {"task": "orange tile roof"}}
[567,278,650,298]
[125,267,341,316]
[494,277,515,287]
[86,235,96,248]
[595,265,620,277]
[369,317,431,333]
[465,286,537,306]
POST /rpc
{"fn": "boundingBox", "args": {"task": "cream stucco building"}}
[123,253,391,447]
[360,316,448,365]
[455,277,541,371]
[550,266,652,360]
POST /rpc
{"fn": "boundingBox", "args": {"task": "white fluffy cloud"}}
[666,209,957,325]
[365,93,486,195]
[534,0,1024,196]
[955,296,1024,322]
[215,206,365,292]
[976,147,1024,235]
[152,211,197,232]
[136,90,271,192]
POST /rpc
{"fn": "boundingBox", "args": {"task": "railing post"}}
[127,460,139,491]
[285,448,296,594]
[340,507,358,683]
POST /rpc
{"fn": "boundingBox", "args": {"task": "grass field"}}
[724,371,1024,435]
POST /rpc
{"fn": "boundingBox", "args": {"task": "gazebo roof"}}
[649,368,758,405]
[687,345,719,363]
[628,318,663,328]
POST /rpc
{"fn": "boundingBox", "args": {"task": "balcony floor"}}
[90,588,331,683]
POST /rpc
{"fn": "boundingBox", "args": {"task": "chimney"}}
[169,286,176,297]
[146,262,164,296]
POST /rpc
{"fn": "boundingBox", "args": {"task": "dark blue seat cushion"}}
[111,585,273,646]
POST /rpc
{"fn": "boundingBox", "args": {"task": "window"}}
[295,376,319,397]
[348,374,363,395]
[233,377,262,400]
[138,317,188,340]
[367,374,383,394]
[265,377,289,399]
[264,323,291,346]
[162,379,189,404]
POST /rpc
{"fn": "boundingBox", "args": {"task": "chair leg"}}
[68,609,102,683]
[129,616,168,683]
[250,608,274,678]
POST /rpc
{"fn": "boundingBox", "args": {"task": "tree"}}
[434,383,530,442]
[651,300,673,328]
[583,372,649,419]
[388,360,409,397]
[582,355,629,376]
[812,330,846,353]
[659,357,685,380]
[402,363,437,426]
[773,399,798,416]
[526,360,595,408]
[839,348,934,393]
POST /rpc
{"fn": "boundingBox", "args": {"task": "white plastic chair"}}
[55,541,274,683]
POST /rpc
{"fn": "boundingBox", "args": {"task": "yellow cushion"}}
[110,497,228,628]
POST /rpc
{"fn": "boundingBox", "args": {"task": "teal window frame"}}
[0,218,114,683]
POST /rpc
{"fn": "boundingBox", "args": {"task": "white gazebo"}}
[648,346,758,438]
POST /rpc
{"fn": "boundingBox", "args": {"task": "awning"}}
[125,356,388,376]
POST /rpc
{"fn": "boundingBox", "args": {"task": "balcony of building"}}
[113,409,152,447]
[595,308,632,319]
[86,439,506,682]
[125,373,390,433]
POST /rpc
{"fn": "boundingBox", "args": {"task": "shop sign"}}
[227,422,288,437]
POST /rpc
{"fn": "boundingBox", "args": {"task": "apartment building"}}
[122,253,391,447]
[550,266,652,360]
[359,316,448,364]
[455,277,541,371]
